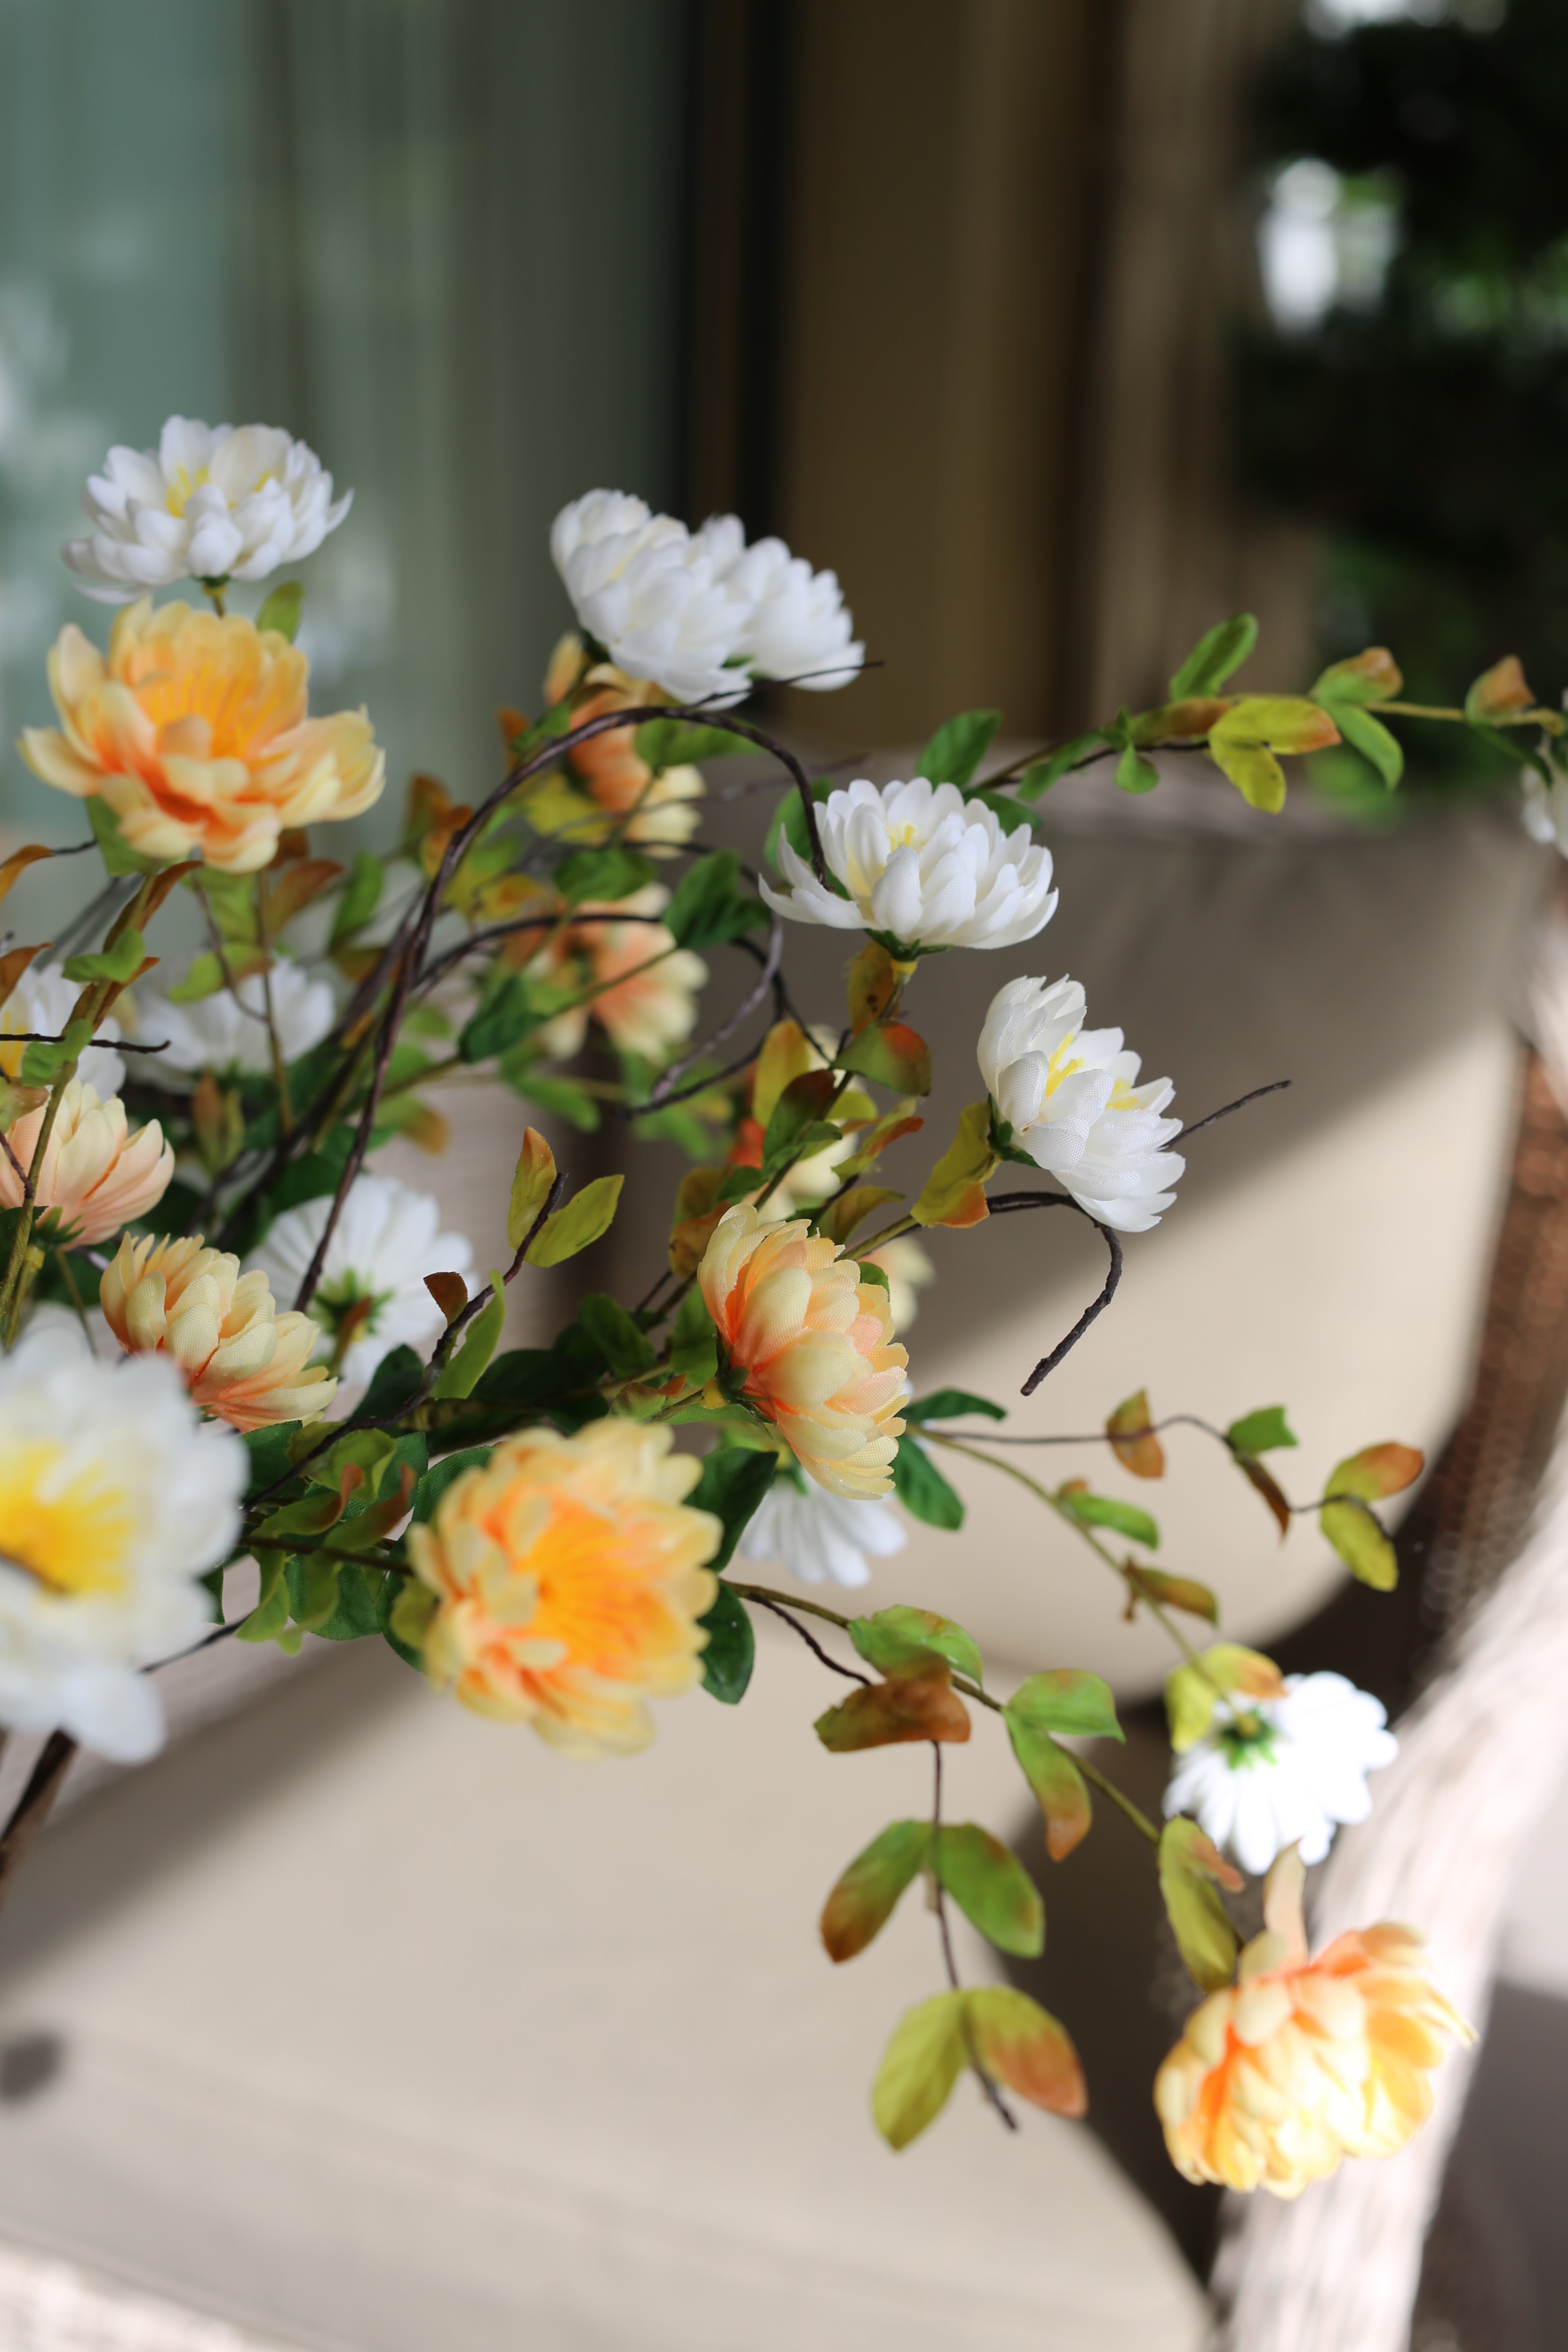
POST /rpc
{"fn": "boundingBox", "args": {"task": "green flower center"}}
[1216,1715,1279,1772]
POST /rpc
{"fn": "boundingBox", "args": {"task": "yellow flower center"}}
[888,822,920,849]
[1045,1036,1084,1096]
[163,463,210,519]
[0,1441,133,1595]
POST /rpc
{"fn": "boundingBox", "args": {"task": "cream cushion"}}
[0,1624,1208,2352]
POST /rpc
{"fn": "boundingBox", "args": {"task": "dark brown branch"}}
[647,913,784,1105]
[742,1592,870,1684]
[0,1732,76,1917]
[1178,1078,1290,1143]
[986,1192,1124,1396]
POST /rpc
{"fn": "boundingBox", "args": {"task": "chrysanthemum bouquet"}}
[16,414,1562,2194]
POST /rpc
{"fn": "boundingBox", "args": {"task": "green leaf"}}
[1006,1668,1122,1743]
[634,717,744,770]
[1003,1715,1091,1860]
[459,974,545,1064]
[235,1551,292,1646]
[554,846,656,905]
[689,1446,777,1571]
[1058,1489,1158,1549]
[86,796,155,875]
[919,708,1001,789]
[434,1274,505,1399]
[1330,701,1404,788]
[1207,735,1286,814]
[1170,613,1258,699]
[1309,647,1401,706]
[891,1437,964,1530]
[663,850,766,950]
[61,926,145,986]
[305,1561,386,1641]
[871,1992,968,2150]
[381,1574,436,1670]
[20,1017,91,1087]
[410,1446,492,1525]
[764,775,842,879]
[1115,743,1160,795]
[357,1344,424,1423]
[525,1174,624,1267]
[256,581,304,641]
[697,1579,754,1703]
[1014,731,1109,800]
[904,1388,1006,1425]
[578,1294,655,1380]
[241,1421,305,1505]
[669,1284,719,1385]
[499,1065,602,1131]
[1226,1407,1298,1457]
[1160,1818,1243,1989]
[820,1821,932,1962]
[505,1128,558,1250]
[761,1068,838,1165]
[330,851,383,945]
[285,1552,342,1635]
[836,1020,933,1096]
[850,1605,982,1686]
[933,1824,1043,1958]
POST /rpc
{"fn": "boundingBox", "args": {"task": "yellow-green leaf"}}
[1321,1499,1398,1590]
[1324,1442,1423,1503]
[1310,646,1401,705]
[910,1100,996,1229]
[1160,1818,1243,1990]
[1004,1717,1091,1860]
[753,1018,819,1126]
[815,1184,903,1245]
[506,1126,558,1250]
[1127,1566,1218,1623]
[1165,1644,1285,1753]
[434,1273,505,1399]
[850,1606,983,1686]
[524,1173,624,1267]
[872,1992,968,2150]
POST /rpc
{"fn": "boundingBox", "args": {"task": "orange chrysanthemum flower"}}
[101,1233,336,1430]
[698,1203,908,1499]
[405,1421,722,1756]
[0,1080,172,1245]
[567,681,703,850]
[21,598,383,873]
[1155,1849,1472,2198]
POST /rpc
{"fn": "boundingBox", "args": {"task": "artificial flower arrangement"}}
[14,414,1564,2195]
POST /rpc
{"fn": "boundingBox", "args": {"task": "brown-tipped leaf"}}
[423,1270,468,1325]
[506,1127,558,1250]
[964,1987,1086,2118]
[1127,1566,1218,1624]
[846,940,899,1036]
[934,1825,1044,1957]
[910,1100,996,1229]
[1107,1390,1165,1478]
[1160,1818,1243,1992]
[1165,1644,1285,1752]
[821,1820,931,1962]
[1238,1452,1292,1537]
[814,1670,971,1753]
[837,1020,932,1098]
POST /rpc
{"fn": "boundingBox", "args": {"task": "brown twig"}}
[0,1732,76,1917]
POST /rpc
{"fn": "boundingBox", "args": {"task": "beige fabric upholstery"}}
[0,1625,1208,2352]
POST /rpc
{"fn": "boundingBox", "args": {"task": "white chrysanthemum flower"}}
[0,960,123,1096]
[247,1175,473,1385]
[735,1464,907,1590]
[695,515,863,690]
[134,958,335,1078]
[1164,1671,1399,1878]
[1522,765,1568,855]
[760,777,1058,954]
[550,490,754,707]
[0,1325,245,1760]
[978,974,1184,1233]
[63,417,351,602]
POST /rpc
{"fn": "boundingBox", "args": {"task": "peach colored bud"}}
[406,1420,722,1756]
[101,1233,336,1431]
[21,599,383,874]
[0,1079,172,1245]
[1154,1851,1472,2197]
[697,1203,908,1499]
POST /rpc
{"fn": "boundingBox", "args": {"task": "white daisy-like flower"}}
[978,974,1184,1233]
[247,1174,473,1385]
[62,417,351,603]
[134,957,335,1078]
[0,960,123,1096]
[760,777,1058,954]
[550,490,754,707]
[695,515,863,690]
[1164,1671,1399,1878]
[1522,764,1568,856]
[735,1464,907,1590]
[0,1324,246,1760]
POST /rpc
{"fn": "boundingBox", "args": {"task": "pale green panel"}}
[0,0,691,879]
